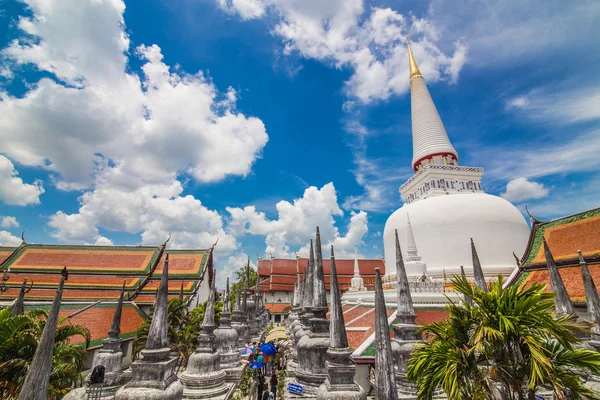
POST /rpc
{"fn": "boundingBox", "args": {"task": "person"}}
[248,352,255,364]
[257,374,265,400]
[270,371,278,400]
[248,374,258,400]
[256,351,265,374]
[261,392,270,400]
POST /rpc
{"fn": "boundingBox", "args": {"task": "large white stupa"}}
[383,41,530,281]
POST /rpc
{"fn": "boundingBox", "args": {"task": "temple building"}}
[383,40,530,282]
[256,256,385,323]
[507,206,600,309]
[0,240,215,370]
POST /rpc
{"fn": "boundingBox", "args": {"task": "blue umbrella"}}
[260,343,276,356]
[250,362,264,369]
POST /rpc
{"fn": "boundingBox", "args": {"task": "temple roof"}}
[0,243,213,305]
[23,302,145,349]
[257,258,385,292]
[509,206,600,303]
[265,303,291,313]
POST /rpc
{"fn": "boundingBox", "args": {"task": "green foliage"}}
[0,307,90,399]
[406,275,600,400]
[277,368,286,400]
[132,297,222,366]
[230,263,258,310]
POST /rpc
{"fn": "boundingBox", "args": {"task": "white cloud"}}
[0,156,44,206]
[0,0,268,264]
[216,252,256,289]
[217,0,466,104]
[426,0,600,66]
[218,0,266,20]
[500,177,549,203]
[479,129,600,182]
[0,0,268,189]
[0,216,19,229]
[507,86,600,125]
[0,231,22,246]
[227,182,368,257]
[48,178,238,253]
[93,236,114,246]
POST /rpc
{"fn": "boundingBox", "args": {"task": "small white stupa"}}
[349,256,366,292]
[383,40,530,281]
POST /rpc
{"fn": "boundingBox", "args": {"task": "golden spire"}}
[407,38,422,80]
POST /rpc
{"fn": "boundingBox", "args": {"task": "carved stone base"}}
[115,350,183,400]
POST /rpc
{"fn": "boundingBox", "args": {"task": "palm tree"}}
[0,307,90,399]
[406,275,600,400]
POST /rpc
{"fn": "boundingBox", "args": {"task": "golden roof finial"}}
[407,37,422,80]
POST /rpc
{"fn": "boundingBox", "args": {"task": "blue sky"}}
[0,0,599,284]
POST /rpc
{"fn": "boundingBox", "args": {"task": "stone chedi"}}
[214,278,241,381]
[390,230,423,398]
[90,282,129,398]
[579,251,600,343]
[292,242,314,364]
[373,268,398,400]
[543,239,575,317]
[18,269,67,400]
[384,39,529,280]
[115,255,183,400]
[231,286,248,349]
[63,283,130,400]
[316,246,366,400]
[296,227,330,392]
[245,260,259,340]
[180,278,231,399]
[11,278,29,316]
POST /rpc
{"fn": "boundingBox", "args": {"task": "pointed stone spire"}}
[395,230,416,324]
[407,38,458,171]
[295,230,331,392]
[108,281,126,340]
[179,280,184,302]
[146,254,170,351]
[579,251,600,333]
[316,246,365,400]
[302,240,316,314]
[203,279,216,329]
[471,238,488,293]
[374,268,398,400]
[460,266,473,307]
[11,278,27,316]
[116,252,182,398]
[544,239,575,317]
[405,215,421,262]
[329,246,348,349]
[19,273,66,400]
[242,257,248,313]
[180,276,231,398]
[313,227,328,310]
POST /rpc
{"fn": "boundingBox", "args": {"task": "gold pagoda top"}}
[407,39,423,80]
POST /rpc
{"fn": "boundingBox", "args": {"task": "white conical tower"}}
[408,39,458,172]
[402,214,427,277]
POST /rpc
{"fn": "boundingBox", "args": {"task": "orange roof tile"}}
[522,263,600,303]
[265,303,292,313]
